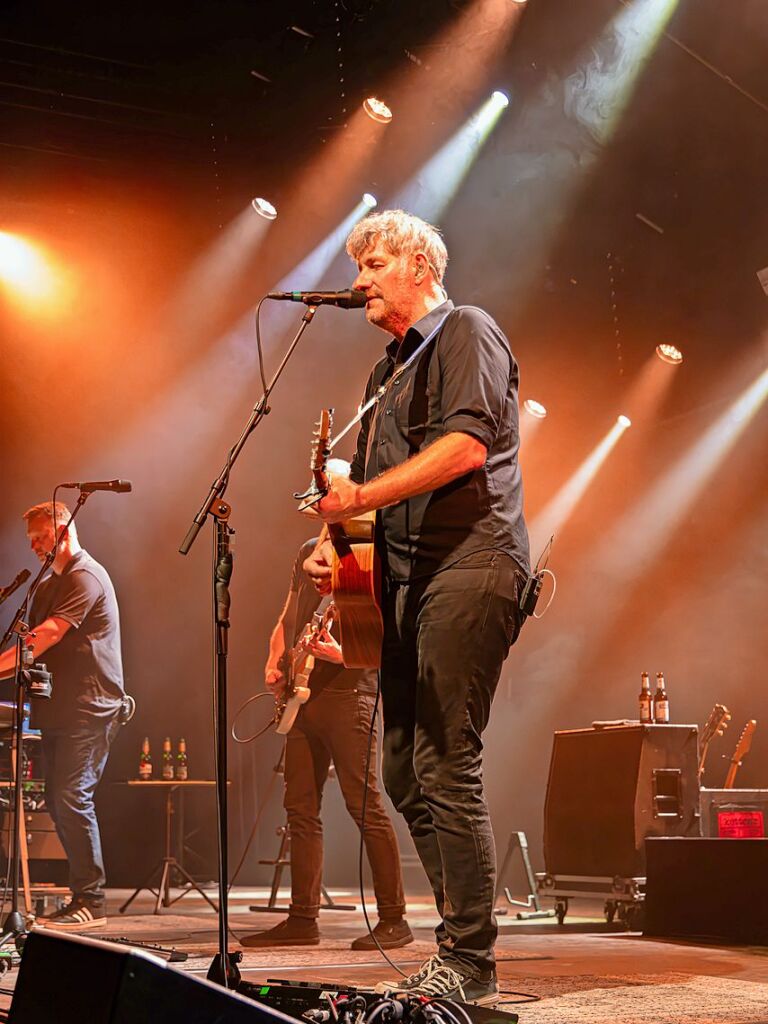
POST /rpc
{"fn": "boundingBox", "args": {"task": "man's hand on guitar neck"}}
[306,629,343,665]
[315,475,366,523]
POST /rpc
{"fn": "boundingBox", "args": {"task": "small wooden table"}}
[117,780,222,915]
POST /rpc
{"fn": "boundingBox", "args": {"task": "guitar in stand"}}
[295,409,383,669]
[274,603,337,735]
[698,703,731,782]
[723,719,757,789]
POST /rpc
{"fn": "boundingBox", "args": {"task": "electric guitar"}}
[275,602,337,735]
[296,409,383,668]
[723,719,757,789]
[698,703,731,782]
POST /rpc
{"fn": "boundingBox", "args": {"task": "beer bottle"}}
[654,672,670,723]
[161,736,174,780]
[638,672,653,724]
[176,738,189,781]
[139,737,152,780]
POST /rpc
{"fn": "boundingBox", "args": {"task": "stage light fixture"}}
[524,399,547,418]
[656,343,683,365]
[491,90,510,108]
[251,197,278,220]
[617,414,632,428]
[362,193,378,209]
[363,97,393,124]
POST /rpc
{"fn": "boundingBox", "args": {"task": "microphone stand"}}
[0,492,91,950]
[178,303,319,989]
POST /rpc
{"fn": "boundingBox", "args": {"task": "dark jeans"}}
[284,684,406,921]
[41,715,120,903]
[380,551,524,980]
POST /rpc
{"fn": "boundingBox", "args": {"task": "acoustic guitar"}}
[275,602,337,735]
[296,409,383,669]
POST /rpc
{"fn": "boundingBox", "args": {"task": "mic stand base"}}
[207,950,242,988]
[0,909,28,953]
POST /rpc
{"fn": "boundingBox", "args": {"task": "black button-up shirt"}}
[349,300,530,582]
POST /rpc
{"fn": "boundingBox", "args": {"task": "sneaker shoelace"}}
[396,954,445,988]
[410,962,466,1000]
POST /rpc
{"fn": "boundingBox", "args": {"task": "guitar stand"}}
[494,831,555,920]
[249,822,355,913]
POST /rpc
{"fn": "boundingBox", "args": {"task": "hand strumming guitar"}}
[265,660,287,698]
[303,538,334,595]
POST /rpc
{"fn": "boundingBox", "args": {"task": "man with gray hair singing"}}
[304,209,530,1004]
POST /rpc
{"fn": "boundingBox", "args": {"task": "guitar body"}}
[330,513,383,669]
[275,651,313,735]
[275,604,337,734]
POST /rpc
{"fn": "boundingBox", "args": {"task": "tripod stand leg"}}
[11,749,33,917]
[156,858,172,914]
[163,860,219,914]
[118,859,165,915]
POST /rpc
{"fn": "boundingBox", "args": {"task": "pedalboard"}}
[237,979,519,1024]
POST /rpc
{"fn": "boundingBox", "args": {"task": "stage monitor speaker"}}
[9,931,292,1024]
[644,837,768,944]
[543,724,700,878]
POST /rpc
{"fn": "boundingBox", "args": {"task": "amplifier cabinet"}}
[1,810,66,860]
[544,724,701,878]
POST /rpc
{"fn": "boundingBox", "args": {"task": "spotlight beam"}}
[529,416,630,553]
[391,91,510,222]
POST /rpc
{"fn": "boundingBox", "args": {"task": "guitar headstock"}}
[732,719,757,763]
[701,703,731,747]
[311,408,334,481]
[295,408,334,512]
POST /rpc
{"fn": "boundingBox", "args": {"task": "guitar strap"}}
[330,309,454,452]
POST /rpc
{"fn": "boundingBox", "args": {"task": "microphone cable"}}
[356,671,409,980]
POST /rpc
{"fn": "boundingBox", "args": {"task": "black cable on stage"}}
[498,989,542,1004]
[356,672,408,980]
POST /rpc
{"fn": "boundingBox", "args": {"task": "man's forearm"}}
[358,431,486,513]
[0,617,70,678]
[267,620,287,669]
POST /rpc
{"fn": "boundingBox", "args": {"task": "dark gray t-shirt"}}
[29,549,124,729]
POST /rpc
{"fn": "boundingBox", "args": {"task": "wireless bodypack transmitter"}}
[520,571,544,618]
[520,535,555,620]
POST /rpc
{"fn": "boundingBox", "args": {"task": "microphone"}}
[0,568,31,604]
[61,480,133,493]
[266,289,367,309]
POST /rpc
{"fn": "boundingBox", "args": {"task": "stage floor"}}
[3,887,768,1023]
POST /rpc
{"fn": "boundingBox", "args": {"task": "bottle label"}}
[655,699,670,723]
[139,764,152,780]
[162,764,174,781]
[639,697,653,723]
[176,765,188,781]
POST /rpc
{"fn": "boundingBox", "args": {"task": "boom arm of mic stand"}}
[178,304,318,556]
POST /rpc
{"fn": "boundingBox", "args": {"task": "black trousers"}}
[284,684,406,921]
[380,551,524,980]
